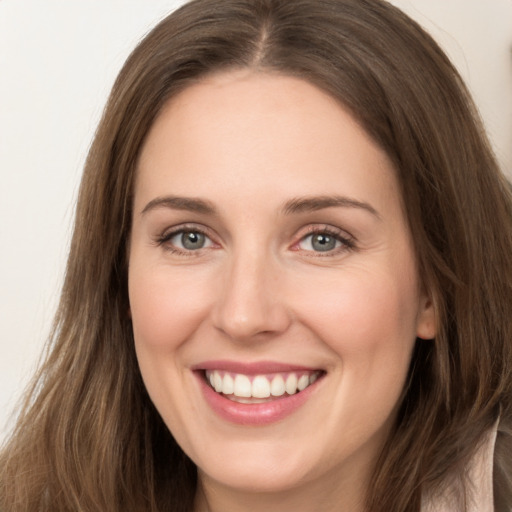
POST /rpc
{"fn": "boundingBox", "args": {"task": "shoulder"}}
[421,423,497,512]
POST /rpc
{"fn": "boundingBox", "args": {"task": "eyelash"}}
[155,224,215,256]
[154,224,356,257]
[293,225,356,256]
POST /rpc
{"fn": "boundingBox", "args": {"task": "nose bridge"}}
[213,243,291,341]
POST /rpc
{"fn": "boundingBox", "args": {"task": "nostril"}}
[211,263,292,340]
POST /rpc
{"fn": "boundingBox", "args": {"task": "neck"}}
[193,460,371,512]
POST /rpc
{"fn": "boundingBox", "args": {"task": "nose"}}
[212,249,292,342]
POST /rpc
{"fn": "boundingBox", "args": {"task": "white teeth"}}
[285,374,298,395]
[252,376,271,398]
[223,373,234,395]
[298,374,309,391]
[234,374,252,397]
[213,372,223,392]
[270,375,286,396]
[205,370,321,398]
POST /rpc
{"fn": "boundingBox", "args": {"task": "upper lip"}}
[191,360,323,375]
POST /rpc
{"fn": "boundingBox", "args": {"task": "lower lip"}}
[195,372,322,425]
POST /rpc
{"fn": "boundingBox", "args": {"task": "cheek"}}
[289,259,421,428]
[295,267,419,435]
[128,264,214,353]
[127,263,215,437]
[296,267,420,354]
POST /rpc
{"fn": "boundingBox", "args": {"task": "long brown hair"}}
[2,1,511,510]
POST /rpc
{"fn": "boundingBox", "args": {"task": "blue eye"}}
[299,233,341,252]
[159,228,214,252]
[297,229,354,254]
[172,231,208,250]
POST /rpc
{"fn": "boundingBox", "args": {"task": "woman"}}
[1,0,511,511]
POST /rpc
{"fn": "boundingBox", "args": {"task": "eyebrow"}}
[140,194,380,219]
[282,195,380,219]
[141,196,217,216]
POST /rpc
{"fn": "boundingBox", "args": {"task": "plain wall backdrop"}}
[1,0,511,439]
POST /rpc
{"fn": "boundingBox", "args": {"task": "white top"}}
[421,425,497,512]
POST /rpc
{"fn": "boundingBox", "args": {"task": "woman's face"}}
[129,71,435,504]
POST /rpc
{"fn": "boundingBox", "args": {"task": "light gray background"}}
[1,0,511,439]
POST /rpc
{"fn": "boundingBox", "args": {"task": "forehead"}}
[135,70,402,219]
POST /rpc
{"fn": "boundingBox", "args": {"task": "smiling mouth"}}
[204,369,324,404]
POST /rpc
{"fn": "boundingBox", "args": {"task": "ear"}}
[416,294,436,340]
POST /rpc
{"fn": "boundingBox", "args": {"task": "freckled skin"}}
[128,71,436,512]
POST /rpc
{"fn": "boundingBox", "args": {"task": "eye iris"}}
[312,233,336,252]
[181,231,205,250]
